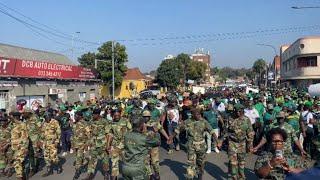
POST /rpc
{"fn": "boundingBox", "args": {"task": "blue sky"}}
[1,0,320,72]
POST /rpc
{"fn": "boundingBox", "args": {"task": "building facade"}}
[190,48,211,81]
[0,43,99,110]
[100,68,149,99]
[280,37,320,88]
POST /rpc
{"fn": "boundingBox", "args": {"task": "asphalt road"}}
[6,147,259,180]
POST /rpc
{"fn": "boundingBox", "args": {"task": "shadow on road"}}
[204,161,228,180]
[160,158,186,180]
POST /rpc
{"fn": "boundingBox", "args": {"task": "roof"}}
[0,43,75,65]
[124,68,146,80]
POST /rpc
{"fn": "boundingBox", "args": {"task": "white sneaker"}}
[70,149,74,154]
[62,152,67,157]
[206,149,211,154]
[214,147,220,153]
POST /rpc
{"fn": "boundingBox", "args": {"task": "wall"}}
[0,78,100,110]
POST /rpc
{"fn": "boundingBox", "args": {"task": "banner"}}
[0,57,97,80]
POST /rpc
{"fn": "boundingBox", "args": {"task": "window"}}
[300,44,305,49]
[297,56,317,68]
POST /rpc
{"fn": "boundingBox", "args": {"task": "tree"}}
[252,59,267,74]
[187,61,206,81]
[252,59,267,85]
[78,52,96,69]
[156,59,183,89]
[78,41,128,88]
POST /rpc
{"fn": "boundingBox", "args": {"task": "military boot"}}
[42,165,53,177]
[82,173,94,180]
[153,172,160,180]
[56,162,63,174]
[73,169,81,180]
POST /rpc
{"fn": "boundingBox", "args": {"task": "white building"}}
[280,36,320,88]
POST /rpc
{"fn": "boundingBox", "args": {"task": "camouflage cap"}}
[276,111,286,118]
[234,103,244,111]
[142,110,151,117]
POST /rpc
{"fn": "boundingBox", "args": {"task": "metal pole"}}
[112,41,115,100]
[94,59,97,69]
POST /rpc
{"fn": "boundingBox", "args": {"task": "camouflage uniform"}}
[42,118,61,167]
[26,114,42,172]
[122,130,160,180]
[71,118,91,170]
[175,118,217,179]
[0,122,13,173]
[11,120,29,178]
[224,116,254,180]
[110,118,132,177]
[254,152,310,179]
[144,118,163,176]
[264,122,298,154]
[86,118,111,175]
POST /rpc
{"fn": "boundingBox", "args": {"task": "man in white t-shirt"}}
[301,105,316,153]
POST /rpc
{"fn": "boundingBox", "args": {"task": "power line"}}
[0,1,72,38]
[0,2,99,45]
[0,7,70,47]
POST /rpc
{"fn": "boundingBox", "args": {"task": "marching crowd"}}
[0,86,320,180]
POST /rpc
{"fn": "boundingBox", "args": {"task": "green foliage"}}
[211,67,252,80]
[78,52,96,69]
[252,59,267,74]
[156,58,183,88]
[156,53,207,88]
[187,61,206,81]
[78,41,128,88]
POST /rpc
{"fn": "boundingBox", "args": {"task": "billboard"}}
[0,57,97,80]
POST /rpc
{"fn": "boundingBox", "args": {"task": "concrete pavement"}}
[6,147,258,180]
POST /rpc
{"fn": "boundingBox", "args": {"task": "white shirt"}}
[244,108,260,125]
[167,109,179,123]
[301,111,314,128]
[66,110,75,122]
[217,103,226,112]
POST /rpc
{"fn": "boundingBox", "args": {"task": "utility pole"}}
[112,41,115,100]
[71,32,80,61]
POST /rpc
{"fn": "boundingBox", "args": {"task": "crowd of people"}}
[0,86,320,180]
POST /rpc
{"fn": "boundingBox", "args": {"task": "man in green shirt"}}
[122,115,160,180]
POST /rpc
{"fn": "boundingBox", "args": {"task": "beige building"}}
[280,36,320,87]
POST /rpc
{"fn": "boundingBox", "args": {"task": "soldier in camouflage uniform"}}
[221,104,254,180]
[10,112,29,180]
[255,128,311,179]
[172,108,218,180]
[72,111,91,180]
[122,115,160,180]
[24,110,42,176]
[83,108,112,180]
[143,110,170,180]
[110,109,132,180]
[41,112,62,177]
[0,115,13,177]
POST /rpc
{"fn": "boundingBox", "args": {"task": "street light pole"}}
[112,41,115,100]
[71,31,80,61]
